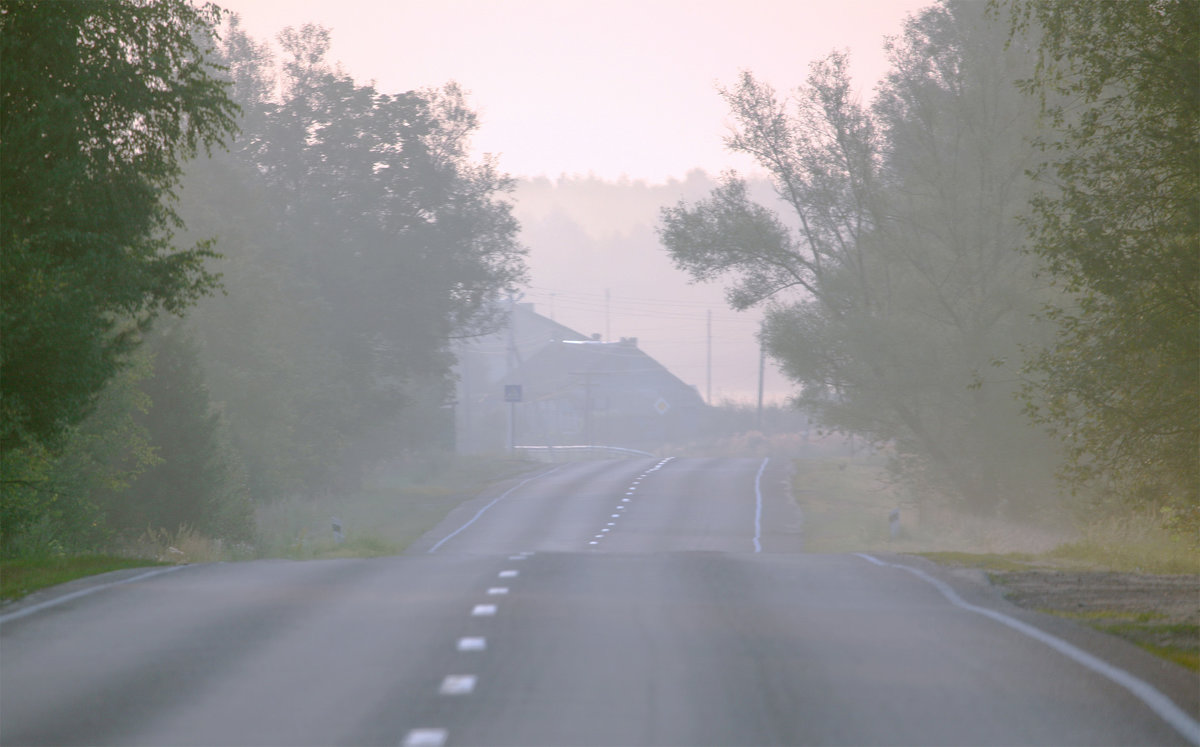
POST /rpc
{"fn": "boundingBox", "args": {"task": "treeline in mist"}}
[1,6,525,555]
[662,0,1197,523]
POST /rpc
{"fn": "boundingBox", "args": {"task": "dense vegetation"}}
[0,3,525,556]
[661,0,1198,523]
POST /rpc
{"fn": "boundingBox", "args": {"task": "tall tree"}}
[0,0,238,455]
[102,323,253,541]
[175,21,527,497]
[1004,0,1199,510]
[661,1,1055,513]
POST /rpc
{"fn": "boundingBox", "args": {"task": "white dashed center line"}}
[471,604,497,616]
[439,675,477,695]
[457,637,486,651]
[487,587,509,595]
[498,569,518,578]
[402,728,447,747]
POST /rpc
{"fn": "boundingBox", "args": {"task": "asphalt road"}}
[2,457,1197,746]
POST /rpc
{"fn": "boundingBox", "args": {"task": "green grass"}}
[255,454,542,560]
[916,551,1041,573]
[0,455,541,600]
[1044,517,1200,574]
[0,555,166,602]
[790,456,1070,554]
[1038,609,1199,672]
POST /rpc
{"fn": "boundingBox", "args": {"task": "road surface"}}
[2,457,1197,746]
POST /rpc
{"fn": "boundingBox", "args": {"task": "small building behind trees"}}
[454,304,706,453]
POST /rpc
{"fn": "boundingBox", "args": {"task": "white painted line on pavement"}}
[753,457,768,553]
[621,497,631,502]
[427,466,564,553]
[486,587,509,595]
[457,637,486,651]
[402,728,447,746]
[607,522,615,526]
[0,565,189,625]
[439,675,477,695]
[498,570,519,578]
[611,514,620,518]
[856,553,1200,746]
[507,555,526,560]
[471,604,497,616]
[601,528,610,533]
[589,541,599,545]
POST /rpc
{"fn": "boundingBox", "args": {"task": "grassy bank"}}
[252,453,539,560]
[0,555,166,603]
[0,453,540,603]
[791,455,1072,555]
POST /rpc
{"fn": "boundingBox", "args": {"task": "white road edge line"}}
[428,465,564,553]
[856,553,1200,746]
[0,565,188,625]
[753,457,768,553]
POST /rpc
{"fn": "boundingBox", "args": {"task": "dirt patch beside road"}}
[989,569,1200,670]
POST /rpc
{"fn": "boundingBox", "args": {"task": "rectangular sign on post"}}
[504,384,522,403]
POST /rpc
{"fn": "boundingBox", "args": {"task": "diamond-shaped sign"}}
[654,397,670,415]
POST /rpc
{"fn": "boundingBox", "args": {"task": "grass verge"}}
[790,455,1070,554]
[1041,609,1199,672]
[788,454,1198,672]
[254,453,541,560]
[0,555,166,603]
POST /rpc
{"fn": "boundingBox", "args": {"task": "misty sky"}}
[213,0,934,402]
[216,0,930,183]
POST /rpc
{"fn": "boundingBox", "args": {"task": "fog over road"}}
[2,458,1197,746]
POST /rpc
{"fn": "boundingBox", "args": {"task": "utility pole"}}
[605,288,611,342]
[757,329,766,428]
[706,309,712,405]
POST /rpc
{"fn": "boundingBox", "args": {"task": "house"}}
[453,303,706,453]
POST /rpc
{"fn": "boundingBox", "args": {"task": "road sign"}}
[654,397,670,415]
[504,384,523,403]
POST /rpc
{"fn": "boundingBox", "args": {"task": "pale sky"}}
[215,0,933,183]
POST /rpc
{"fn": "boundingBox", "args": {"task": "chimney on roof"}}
[619,337,638,347]
[590,333,601,341]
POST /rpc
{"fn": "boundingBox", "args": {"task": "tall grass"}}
[253,453,538,559]
[1046,511,1200,574]
[790,455,1199,573]
[793,455,1071,555]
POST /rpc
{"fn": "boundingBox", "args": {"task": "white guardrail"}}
[513,445,656,462]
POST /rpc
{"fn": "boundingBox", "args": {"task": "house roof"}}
[505,338,705,409]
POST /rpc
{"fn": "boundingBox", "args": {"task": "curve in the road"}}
[858,553,1200,746]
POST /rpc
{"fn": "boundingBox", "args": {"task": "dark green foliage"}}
[0,0,238,455]
[0,352,160,555]
[1006,0,1200,509]
[100,325,254,541]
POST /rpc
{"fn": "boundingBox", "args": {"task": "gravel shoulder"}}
[976,567,1199,671]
